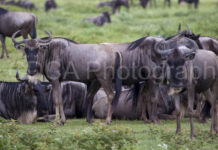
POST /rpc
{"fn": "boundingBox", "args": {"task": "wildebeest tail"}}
[31,15,37,39]
[131,82,141,112]
[112,52,122,112]
[200,100,211,120]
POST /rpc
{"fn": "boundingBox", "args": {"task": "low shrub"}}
[0,119,136,150]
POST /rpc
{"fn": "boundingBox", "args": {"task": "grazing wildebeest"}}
[16,0,38,10]
[0,75,48,124]
[83,12,111,26]
[97,0,129,14]
[0,7,37,58]
[155,39,218,138]
[45,0,58,12]
[178,0,199,9]
[12,31,122,125]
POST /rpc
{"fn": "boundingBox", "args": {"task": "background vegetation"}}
[0,0,218,149]
[0,0,217,81]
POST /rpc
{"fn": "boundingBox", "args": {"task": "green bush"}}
[0,119,136,150]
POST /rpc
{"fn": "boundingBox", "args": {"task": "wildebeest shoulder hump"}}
[127,36,147,51]
[0,7,8,14]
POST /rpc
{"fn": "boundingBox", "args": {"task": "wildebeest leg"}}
[52,80,66,125]
[86,80,101,123]
[204,86,217,133]
[0,35,6,58]
[141,83,149,123]
[97,78,115,125]
[175,94,181,134]
[187,87,195,139]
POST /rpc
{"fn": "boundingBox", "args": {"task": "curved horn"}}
[12,30,28,45]
[186,24,192,34]
[178,24,181,33]
[36,30,52,43]
[154,40,174,56]
[16,68,29,82]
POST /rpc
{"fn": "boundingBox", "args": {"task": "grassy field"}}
[0,0,218,149]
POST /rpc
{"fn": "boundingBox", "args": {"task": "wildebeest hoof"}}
[86,118,94,123]
[176,129,181,134]
[105,119,111,125]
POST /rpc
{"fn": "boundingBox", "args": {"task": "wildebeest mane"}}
[0,7,8,14]
[0,82,36,119]
[127,36,147,51]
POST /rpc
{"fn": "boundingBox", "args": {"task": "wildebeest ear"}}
[185,52,195,60]
[15,44,25,50]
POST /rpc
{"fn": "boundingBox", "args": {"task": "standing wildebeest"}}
[155,39,218,138]
[12,31,122,125]
[101,31,196,124]
[178,0,199,9]
[97,0,129,14]
[0,77,48,124]
[83,12,111,27]
[0,7,37,58]
[45,0,58,12]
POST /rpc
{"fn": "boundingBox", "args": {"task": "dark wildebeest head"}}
[154,38,197,93]
[45,0,58,12]
[102,11,111,23]
[16,69,49,117]
[12,31,52,76]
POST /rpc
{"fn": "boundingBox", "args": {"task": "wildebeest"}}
[83,12,111,26]
[100,31,194,124]
[92,85,176,120]
[39,81,87,119]
[178,0,199,9]
[45,0,58,12]
[178,26,218,55]
[16,0,38,10]
[12,31,122,125]
[140,0,157,8]
[97,0,129,14]
[0,74,48,124]
[155,38,218,138]
[0,7,37,58]
[1,0,37,10]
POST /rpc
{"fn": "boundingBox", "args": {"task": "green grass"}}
[13,119,218,150]
[0,0,218,149]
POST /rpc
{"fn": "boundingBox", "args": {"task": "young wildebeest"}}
[97,0,129,14]
[155,39,218,138]
[178,0,199,9]
[45,0,58,12]
[84,12,111,27]
[12,31,122,125]
[0,78,48,124]
[0,7,37,58]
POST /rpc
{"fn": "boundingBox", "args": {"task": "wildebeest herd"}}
[0,0,217,140]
